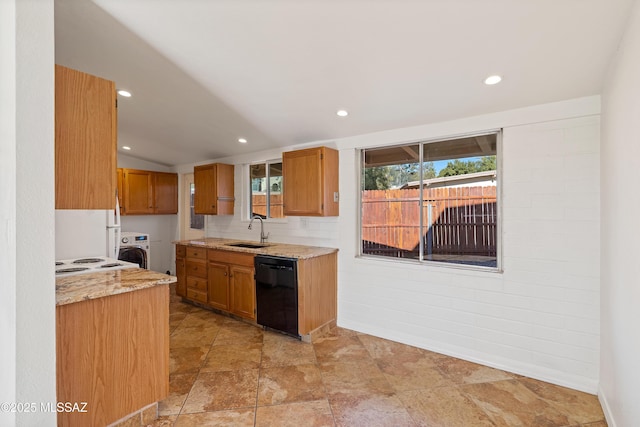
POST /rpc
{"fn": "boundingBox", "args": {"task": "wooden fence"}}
[362,186,497,258]
[251,194,284,218]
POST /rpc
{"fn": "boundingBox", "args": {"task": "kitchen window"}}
[250,161,284,219]
[361,131,500,269]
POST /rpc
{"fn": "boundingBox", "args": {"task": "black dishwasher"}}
[255,255,298,337]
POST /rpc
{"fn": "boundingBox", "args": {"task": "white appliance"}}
[55,257,139,277]
[55,198,122,260]
[119,232,151,270]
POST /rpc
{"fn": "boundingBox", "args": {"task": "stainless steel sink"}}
[225,242,270,249]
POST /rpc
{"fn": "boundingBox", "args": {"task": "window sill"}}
[354,254,503,274]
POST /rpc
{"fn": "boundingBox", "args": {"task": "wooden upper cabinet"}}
[282,146,339,216]
[194,163,234,215]
[120,168,178,215]
[55,65,117,209]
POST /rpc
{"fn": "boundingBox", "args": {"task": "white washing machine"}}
[118,232,151,269]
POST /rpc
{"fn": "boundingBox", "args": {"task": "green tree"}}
[363,167,390,190]
[438,156,496,177]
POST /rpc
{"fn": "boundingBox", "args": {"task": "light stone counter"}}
[174,237,338,259]
[55,268,176,306]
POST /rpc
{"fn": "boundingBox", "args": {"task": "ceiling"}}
[55,0,633,167]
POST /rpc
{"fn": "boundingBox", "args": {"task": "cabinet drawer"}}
[186,259,207,278]
[186,276,207,291]
[186,247,207,260]
[176,245,186,258]
[208,249,255,267]
[186,288,207,303]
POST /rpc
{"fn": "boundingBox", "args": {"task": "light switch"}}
[333,192,339,202]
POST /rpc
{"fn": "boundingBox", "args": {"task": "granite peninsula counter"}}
[55,267,176,306]
[56,268,174,426]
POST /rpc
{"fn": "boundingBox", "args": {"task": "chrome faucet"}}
[248,215,269,243]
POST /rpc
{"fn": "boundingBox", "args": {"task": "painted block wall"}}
[600,0,640,424]
[338,115,600,393]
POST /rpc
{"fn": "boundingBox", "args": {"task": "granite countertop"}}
[174,238,338,259]
[56,268,176,306]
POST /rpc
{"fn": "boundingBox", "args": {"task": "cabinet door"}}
[55,65,116,210]
[230,265,256,320]
[154,172,178,214]
[123,170,153,214]
[194,164,217,214]
[207,262,230,310]
[175,257,186,297]
[283,147,324,216]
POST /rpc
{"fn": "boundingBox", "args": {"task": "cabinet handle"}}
[212,205,216,208]
[224,272,227,276]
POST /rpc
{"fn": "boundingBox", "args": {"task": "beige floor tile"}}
[376,352,454,392]
[181,370,259,413]
[173,409,255,427]
[261,333,317,368]
[518,377,606,425]
[200,343,262,372]
[358,334,426,360]
[170,324,220,348]
[169,346,209,375]
[214,321,264,346]
[158,373,198,416]
[319,360,394,400]
[148,414,178,427]
[257,364,325,406]
[255,400,334,427]
[435,357,515,385]
[330,394,417,427]
[313,335,371,364]
[461,379,573,427]
[398,386,496,426]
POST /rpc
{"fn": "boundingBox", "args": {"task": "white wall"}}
[0,0,57,425]
[118,154,179,273]
[600,0,640,425]
[179,96,602,393]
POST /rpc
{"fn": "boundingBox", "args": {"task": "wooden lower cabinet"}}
[56,286,169,427]
[208,261,230,311]
[207,250,256,320]
[175,245,186,297]
[229,265,256,320]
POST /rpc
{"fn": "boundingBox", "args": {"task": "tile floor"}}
[151,287,607,426]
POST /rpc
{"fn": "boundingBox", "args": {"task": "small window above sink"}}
[225,242,270,249]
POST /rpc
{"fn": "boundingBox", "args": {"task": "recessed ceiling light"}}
[122,146,131,150]
[484,75,502,85]
[117,90,132,97]
[336,110,349,117]
[238,138,247,144]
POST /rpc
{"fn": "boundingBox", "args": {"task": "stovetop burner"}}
[73,258,105,264]
[56,267,90,274]
[100,263,123,268]
[55,257,139,278]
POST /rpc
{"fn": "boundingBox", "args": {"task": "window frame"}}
[248,159,284,220]
[358,130,503,272]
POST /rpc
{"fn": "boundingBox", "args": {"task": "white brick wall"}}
[338,114,601,393]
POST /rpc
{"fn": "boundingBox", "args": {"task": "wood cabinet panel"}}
[55,65,116,210]
[186,259,207,279]
[207,262,230,311]
[175,248,186,297]
[229,265,256,320]
[297,252,338,335]
[120,168,178,215]
[194,163,234,215]
[282,146,339,216]
[154,172,178,214]
[56,286,169,426]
